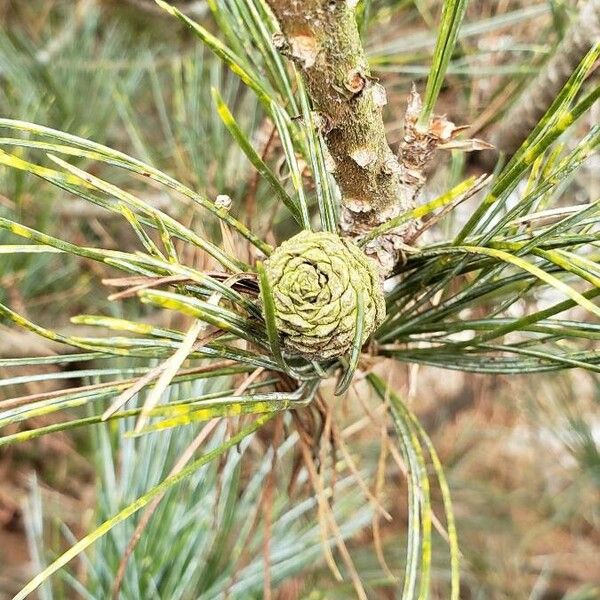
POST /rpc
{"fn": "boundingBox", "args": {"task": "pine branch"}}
[266,0,453,273]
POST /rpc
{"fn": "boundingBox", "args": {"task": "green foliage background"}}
[0,1,598,598]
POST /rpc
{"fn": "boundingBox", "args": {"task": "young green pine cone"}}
[264,230,386,359]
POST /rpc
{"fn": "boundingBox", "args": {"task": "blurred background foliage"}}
[0,1,598,599]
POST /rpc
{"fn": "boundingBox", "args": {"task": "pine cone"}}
[264,230,385,359]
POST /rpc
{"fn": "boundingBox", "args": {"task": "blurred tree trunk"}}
[492,0,600,156]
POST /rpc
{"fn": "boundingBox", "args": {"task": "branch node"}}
[344,69,367,95]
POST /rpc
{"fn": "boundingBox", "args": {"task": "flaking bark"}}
[267,0,404,227]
